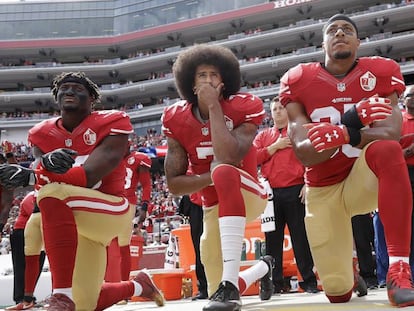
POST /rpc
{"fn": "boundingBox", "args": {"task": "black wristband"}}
[341,105,364,130]
[346,126,361,147]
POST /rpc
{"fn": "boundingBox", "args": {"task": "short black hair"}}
[51,72,101,104]
[173,44,241,106]
[323,14,358,36]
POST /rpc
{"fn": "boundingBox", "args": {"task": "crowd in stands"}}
[1,49,413,118]
[0,0,406,70]
[0,111,60,121]
[0,112,275,254]
[0,129,181,252]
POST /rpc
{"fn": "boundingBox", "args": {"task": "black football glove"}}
[0,164,36,189]
[41,148,77,174]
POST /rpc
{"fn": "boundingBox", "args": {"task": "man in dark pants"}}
[400,84,414,275]
[178,193,208,300]
[0,153,14,237]
[254,97,318,294]
[8,191,46,309]
[352,214,378,289]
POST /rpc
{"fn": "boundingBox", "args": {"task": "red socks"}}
[39,197,77,288]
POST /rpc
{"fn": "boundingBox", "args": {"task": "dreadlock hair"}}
[172,44,241,106]
[51,71,101,105]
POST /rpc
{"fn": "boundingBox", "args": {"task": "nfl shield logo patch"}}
[337,82,346,92]
[201,127,209,136]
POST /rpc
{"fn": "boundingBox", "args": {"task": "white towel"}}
[260,178,275,232]
[164,234,179,269]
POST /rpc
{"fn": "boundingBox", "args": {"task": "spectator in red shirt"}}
[162,194,178,217]
[253,96,318,293]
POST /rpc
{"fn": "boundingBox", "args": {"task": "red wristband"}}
[36,166,87,187]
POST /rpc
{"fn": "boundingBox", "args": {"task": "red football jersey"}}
[280,57,406,187]
[190,191,202,206]
[254,126,304,188]
[162,92,265,207]
[400,110,414,167]
[124,151,152,205]
[14,191,35,230]
[28,110,133,196]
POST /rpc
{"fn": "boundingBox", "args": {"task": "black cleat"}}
[304,283,320,294]
[203,281,241,311]
[353,273,368,297]
[259,255,274,300]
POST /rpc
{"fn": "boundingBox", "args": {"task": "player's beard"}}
[61,104,79,112]
[333,50,351,59]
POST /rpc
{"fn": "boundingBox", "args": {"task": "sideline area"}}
[0,288,410,311]
[0,254,51,308]
[0,223,407,310]
[0,250,412,311]
[105,288,401,311]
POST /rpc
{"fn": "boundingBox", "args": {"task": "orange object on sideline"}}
[131,269,186,301]
[171,224,194,270]
[171,219,299,292]
[244,219,298,277]
[130,235,144,271]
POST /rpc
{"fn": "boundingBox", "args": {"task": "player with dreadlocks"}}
[0,72,165,311]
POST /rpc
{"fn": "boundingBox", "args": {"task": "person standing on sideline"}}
[372,210,388,288]
[6,191,46,310]
[162,44,273,311]
[0,154,14,235]
[0,71,164,311]
[400,85,414,275]
[253,96,318,294]
[279,14,414,307]
[178,193,208,300]
[351,213,378,290]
